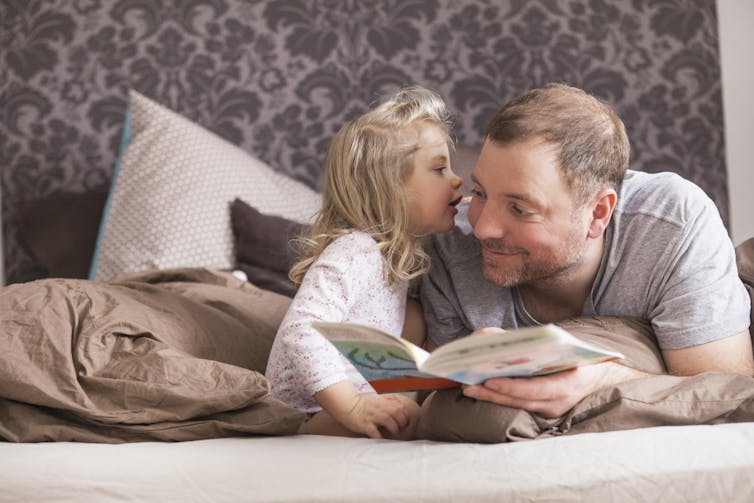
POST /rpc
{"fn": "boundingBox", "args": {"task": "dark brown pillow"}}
[230,198,311,297]
[17,191,108,279]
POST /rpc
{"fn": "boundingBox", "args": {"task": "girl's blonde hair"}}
[289,85,452,286]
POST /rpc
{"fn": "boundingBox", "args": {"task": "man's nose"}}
[472,203,506,241]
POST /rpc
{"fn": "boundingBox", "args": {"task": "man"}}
[420,83,753,421]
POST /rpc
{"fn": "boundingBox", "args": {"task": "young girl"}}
[265,86,463,440]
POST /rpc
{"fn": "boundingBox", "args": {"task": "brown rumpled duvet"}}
[0,268,304,443]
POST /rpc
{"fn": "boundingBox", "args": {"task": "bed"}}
[3,1,754,501]
[2,424,754,503]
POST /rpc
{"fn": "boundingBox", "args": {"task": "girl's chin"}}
[412,212,457,236]
[436,222,456,234]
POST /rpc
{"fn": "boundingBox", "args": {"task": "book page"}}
[421,324,623,384]
[313,321,623,386]
[311,321,434,381]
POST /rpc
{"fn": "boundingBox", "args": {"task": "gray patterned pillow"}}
[90,90,321,281]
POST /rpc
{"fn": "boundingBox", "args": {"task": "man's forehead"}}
[471,141,573,205]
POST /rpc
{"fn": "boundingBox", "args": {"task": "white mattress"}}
[2,423,754,502]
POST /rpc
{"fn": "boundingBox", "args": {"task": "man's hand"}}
[462,361,645,418]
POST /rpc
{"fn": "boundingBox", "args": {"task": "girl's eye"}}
[434,166,447,173]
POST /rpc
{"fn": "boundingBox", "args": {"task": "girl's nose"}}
[447,168,462,188]
[451,172,462,189]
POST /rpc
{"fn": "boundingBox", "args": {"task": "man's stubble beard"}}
[479,229,586,288]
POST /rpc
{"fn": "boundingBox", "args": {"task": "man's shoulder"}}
[618,170,719,228]
[622,169,704,193]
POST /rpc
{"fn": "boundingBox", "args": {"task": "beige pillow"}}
[417,317,668,443]
[90,90,321,281]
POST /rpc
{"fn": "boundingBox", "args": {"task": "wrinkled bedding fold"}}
[0,268,304,442]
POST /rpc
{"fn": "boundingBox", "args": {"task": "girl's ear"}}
[587,188,617,238]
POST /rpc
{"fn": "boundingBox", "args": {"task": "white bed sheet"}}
[2,423,754,502]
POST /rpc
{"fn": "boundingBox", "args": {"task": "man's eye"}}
[471,188,485,199]
[511,204,529,216]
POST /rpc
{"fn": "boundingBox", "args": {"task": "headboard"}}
[0,0,727,284]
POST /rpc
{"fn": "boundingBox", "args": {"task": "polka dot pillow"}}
[90,90,321,281]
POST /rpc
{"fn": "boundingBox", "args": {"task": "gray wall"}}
[0,0,732,283]
[719,0,754,245]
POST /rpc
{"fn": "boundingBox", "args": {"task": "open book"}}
[312,321,624,393]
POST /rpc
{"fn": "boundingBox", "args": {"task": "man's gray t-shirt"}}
[421,170,750,350]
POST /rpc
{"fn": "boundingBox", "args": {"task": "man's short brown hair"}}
[485,83,630,205]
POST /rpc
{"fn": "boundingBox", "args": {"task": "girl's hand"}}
[341,393,420,439]
[314,382,419,439]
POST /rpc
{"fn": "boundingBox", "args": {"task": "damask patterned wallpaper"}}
[1,0,726,284]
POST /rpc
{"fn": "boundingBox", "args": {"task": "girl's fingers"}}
[363,423,383,439]
[381,396,410,427]
[377,413,401,436]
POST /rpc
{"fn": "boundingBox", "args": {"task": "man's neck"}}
[518,235,605,324]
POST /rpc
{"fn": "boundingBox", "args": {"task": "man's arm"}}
[463,330,754,418]
[662,329,754,376]
[462,360,648,418]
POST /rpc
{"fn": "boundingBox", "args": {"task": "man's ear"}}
[587,188,617,238]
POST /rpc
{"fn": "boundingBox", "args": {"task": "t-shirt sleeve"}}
[649,194,751,350]
[421,236,473,347]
